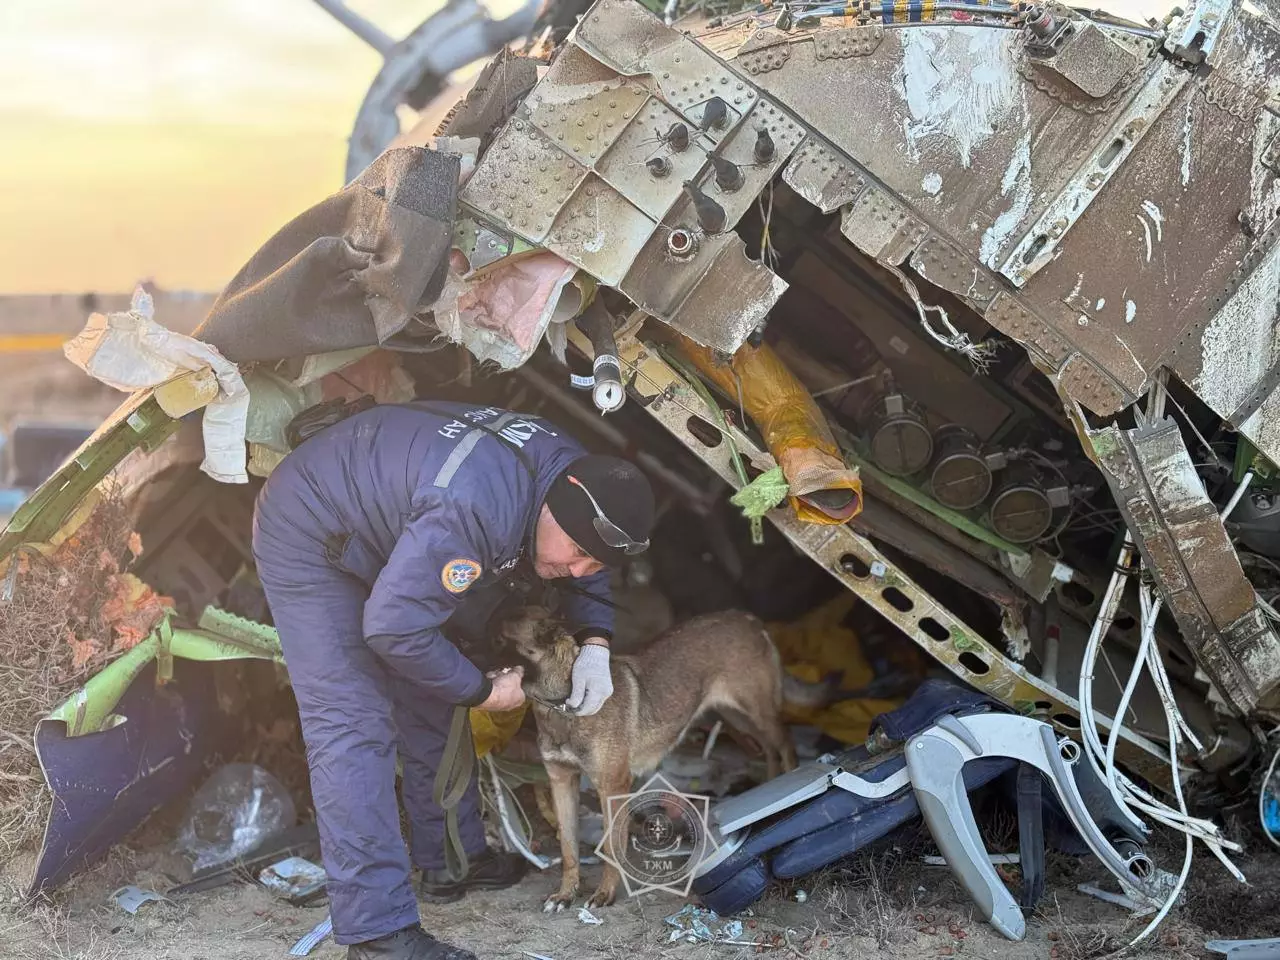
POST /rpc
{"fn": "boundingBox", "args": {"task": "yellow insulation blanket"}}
[675,337,863,524]
[769,595,901,744]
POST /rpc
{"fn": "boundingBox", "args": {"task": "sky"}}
[0,1,446,295]
[0,0,1177,296]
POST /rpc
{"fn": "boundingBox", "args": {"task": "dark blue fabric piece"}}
[773,756,1015,878]
[29,658,225,895]
[870,677,1001,741]
[694,677,1010,903]
[698,857,771,917]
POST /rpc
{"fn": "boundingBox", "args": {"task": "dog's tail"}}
[780,670,845,710]
[755,617,845,711]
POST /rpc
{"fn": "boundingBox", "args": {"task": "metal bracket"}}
[998,60,1189,286]
[1162,0,1234,67]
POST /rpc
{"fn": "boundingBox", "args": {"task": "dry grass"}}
[816,861,920,948]
[0,488,139,862]
[764,832,933,949]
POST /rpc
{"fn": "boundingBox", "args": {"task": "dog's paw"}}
[584,887,617,910]
[542,891,576,913]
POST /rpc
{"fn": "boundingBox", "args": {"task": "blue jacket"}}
[253,400,613,706]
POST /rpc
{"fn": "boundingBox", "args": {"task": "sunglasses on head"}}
[567,474,649,556]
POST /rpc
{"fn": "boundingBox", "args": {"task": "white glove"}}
[565,643,613,717]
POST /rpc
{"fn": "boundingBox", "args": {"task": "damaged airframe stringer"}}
[453,0,1280,771]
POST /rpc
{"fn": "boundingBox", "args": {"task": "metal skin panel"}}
[731,23,1147,277]
[544,173,657,285]
[1015,9,1279,414]
[572,327,1175,788]
[1037,20,1143,100]
[1089,419,1280,715]
[782,137,867,214]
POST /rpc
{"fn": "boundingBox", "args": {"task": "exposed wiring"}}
[1077,536,1245,952]
[883,262,996,372]
[1163,389,1228,470]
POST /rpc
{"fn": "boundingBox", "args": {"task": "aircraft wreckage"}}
[3,0,1280,935]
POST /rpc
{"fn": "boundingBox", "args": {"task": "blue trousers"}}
[252,520,486,945]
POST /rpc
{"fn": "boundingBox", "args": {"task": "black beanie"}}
[545,455,655,567]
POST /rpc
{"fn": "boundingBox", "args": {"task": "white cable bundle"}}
[1078,489,1254,947]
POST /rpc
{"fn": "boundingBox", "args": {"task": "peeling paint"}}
[1126,300,1137,324]
[1138,214,1153,263]
[1194,239,1280,418]
[980,127,1032,268]
[1180,96,1194,187]
[896,27,1021,168]
[1141,201,1164,242]
[922,172,943,196]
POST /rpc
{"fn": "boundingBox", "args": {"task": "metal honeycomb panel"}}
[458,118,589,243]
[543,174,657,286]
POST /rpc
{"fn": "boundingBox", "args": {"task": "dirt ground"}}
[3,813,1272,960]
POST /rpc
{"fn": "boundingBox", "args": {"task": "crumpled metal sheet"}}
[458,0,792,355]
[1089,418,1280,715]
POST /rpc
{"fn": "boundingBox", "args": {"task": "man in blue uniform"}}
[251,400,656,960]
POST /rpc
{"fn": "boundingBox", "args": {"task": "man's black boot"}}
[347,925,477,960]
[420,848,528,904]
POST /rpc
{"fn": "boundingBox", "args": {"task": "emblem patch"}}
[442,558,483,594]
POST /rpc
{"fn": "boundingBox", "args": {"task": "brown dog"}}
[497,606,797,911]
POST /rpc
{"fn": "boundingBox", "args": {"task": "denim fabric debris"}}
[664,904,745,943]
[290,915,333,956]
[111,885,170,914]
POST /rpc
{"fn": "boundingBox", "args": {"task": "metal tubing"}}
[312,0,396,55]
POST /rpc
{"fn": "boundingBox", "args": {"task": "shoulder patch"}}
[442,558,483,594]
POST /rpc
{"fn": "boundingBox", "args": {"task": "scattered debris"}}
[1205,938,1280,959]
[110,885,171,915]
[174,763,298,871]
[664,904,745,943]
[259,856,327,905]
[794,889,808,903]
[1076,883,1156,917]
[577,906,603,925]
[289,914,333,957]
[167,824,320,897]
[922,853,1020,867]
